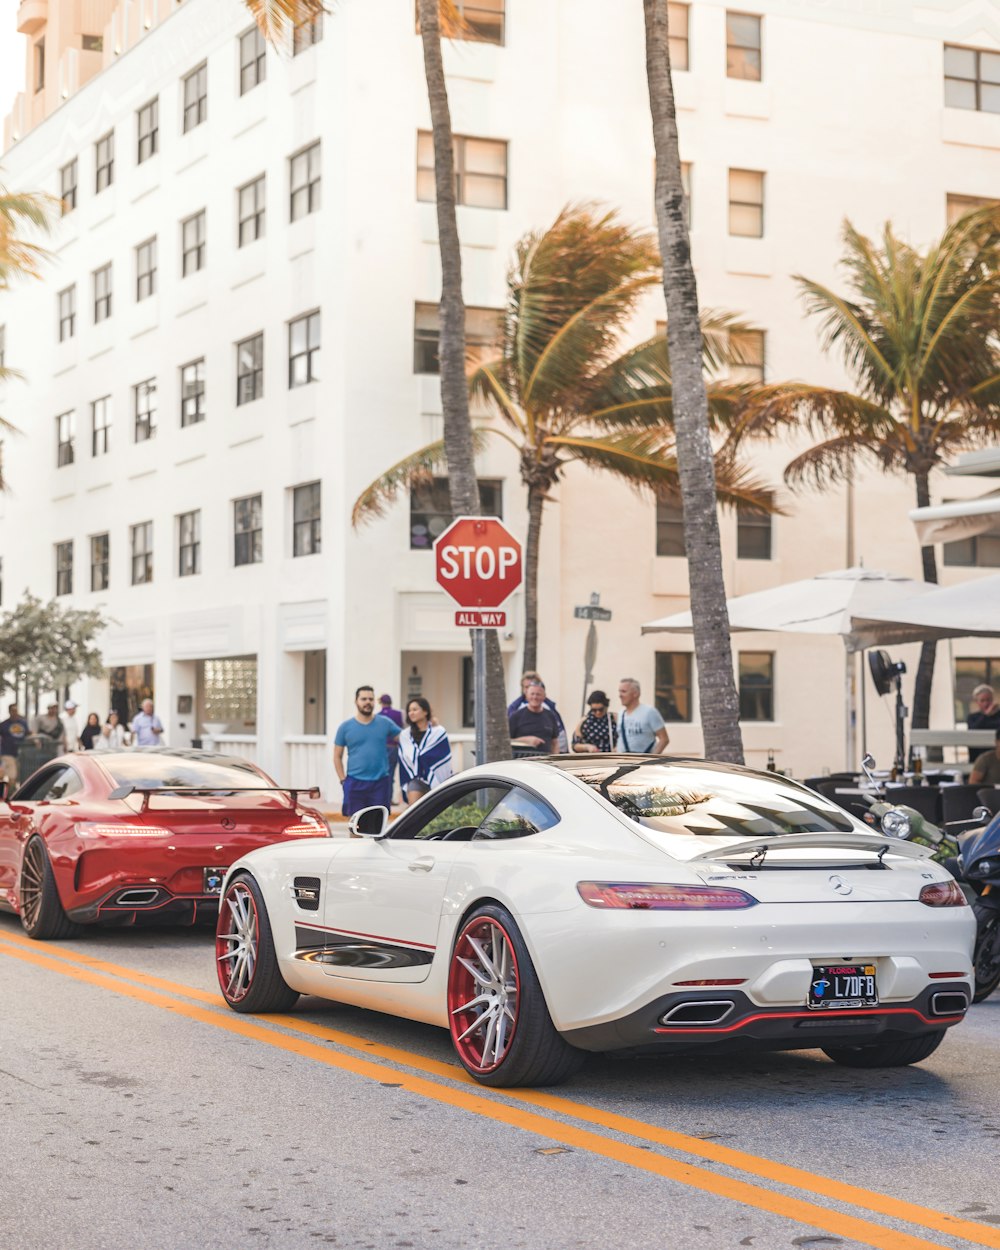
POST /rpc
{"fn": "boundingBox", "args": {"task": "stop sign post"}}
[434,516,523,764]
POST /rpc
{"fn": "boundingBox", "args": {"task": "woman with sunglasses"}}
[571,690,618,754]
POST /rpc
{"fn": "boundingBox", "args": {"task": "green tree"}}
[352,205,775,677]
[733,207,1000,729]
[0,593,109,708]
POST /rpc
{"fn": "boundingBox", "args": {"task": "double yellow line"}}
[0,926,993,1250]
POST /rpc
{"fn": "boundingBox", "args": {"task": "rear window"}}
[100,752,268,791]
[572,762,853,837]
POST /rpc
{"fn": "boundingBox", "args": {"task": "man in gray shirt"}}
[617,678,668,754]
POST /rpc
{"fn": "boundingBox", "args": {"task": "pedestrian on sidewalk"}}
[80,713,103,751]
[398,697,452,804]
[509,682,561,755]
[334,685,400,816]
[507,671,568,752]
[34,703,67,750]
[61,700,81,751]
[571,690,618,753]
[130,698,165,746]
[0,704,30,784]
[617,678,668,755]
[95,710,128,751]
[378,693,404,801]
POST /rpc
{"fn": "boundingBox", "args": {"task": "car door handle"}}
[409,856,435,873]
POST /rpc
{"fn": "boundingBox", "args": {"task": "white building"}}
[2,0,1000,794]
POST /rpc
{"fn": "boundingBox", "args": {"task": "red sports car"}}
[0,748,330,940]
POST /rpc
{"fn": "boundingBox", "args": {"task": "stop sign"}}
[434,515,523,609]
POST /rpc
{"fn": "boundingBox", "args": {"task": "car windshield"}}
[570,762,854,837]
[100,752,269,791]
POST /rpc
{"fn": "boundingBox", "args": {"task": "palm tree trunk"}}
[643,0,744,764]
[911,470,939,731]
[521,483,545,674]
[417,0,509,763]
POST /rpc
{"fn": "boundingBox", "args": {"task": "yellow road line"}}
[0,934,965,1250]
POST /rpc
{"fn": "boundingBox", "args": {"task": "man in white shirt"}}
[130,699,165,747]
[617,679,669,754]
[61,701,81,751]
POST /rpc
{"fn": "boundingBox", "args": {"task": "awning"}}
[909,494,1000,546]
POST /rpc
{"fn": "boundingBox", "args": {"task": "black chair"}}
[977,788,1000,817]
[884,785,942,825]
[940,784,987,825]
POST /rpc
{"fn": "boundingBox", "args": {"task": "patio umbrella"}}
[851,573,1000,644]
[641,568,935,768]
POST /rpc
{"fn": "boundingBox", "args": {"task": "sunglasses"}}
[589,704,607,712]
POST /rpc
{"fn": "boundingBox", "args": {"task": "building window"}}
[135,237,157,300]
[417,132,508,209]
[947,193,995,226]
[134,378,157,442]
[181,211,206,276]
[729,328,765,383]
[944,525,1000,568]
[413,302,502,374]
[739,652,774,721]
[56,411,75,467]
[955,658,1000,722]
[137,98,158,163]
[90,533,109,592]
[292,482,321,556]
[95,131,114,193]
[238,174,266,245]
[727,11,762,81]
[178,510,201,576]
[737,498,773,560]
[293,5,324,53]
[201,656,258,732]
[60,159,77,215]
[239,25,267,95]
[91,396,111,456]
[234,494,263,565]
[183,62,208,131]
[655,499,685,557]
[729,168,764,237]
[236,333,264,405]
[289,141,321,221]
[410,478,502,548]
[417,0,505,45]
[57,285,76,341]
[944,44,1000,114]
[82,34,103,52]
[180,359,206,426]
[668,2,689,70]
[55,541,73,596]
[93,263,112,322]
[130,522,153,585]
[35,39,45,92]
[655,652,693,722]
[288,311,320,387]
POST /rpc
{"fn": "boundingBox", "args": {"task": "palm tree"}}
[643,0,746,764]
[352,205,776,677]
[241,0,327,43]
[731,206,1000,729]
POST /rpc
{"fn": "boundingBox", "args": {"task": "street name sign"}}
[574,605,612,622]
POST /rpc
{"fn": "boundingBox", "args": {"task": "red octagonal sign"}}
[434,515,522,625]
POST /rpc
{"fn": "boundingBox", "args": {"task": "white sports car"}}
[215,755,975,1087]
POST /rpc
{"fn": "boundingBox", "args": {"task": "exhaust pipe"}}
[115,888,160,906]
[659,999,735,1026]
[930,991,968,1017]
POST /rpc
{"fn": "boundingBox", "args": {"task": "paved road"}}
[2,914,998,1250]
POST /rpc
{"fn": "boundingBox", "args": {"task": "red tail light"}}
[79,823,172,838]
[919,881,967,908]
[577,882,758,910]
[283,816,331,838]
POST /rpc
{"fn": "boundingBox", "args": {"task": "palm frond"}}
[351,429,492,527]
[0,184,55,287]
[783,435,904,489]
[719,383,893,450]
[242,0,328,44]
[468,360,529,435]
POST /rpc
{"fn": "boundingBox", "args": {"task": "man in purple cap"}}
[378,694,403,802]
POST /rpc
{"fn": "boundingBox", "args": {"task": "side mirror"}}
[973,806,992,823]
[348,805,390,839]
[861,753,880,790]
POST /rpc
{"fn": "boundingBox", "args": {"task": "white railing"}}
[283,735,329,790]
[211,733,259,762]
[450,732,475,773]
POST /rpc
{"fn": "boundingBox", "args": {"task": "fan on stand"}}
[868,650,908,773]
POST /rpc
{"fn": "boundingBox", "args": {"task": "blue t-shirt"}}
[618,703,666,753]
[335,715,399,781]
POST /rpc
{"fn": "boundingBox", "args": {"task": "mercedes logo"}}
[220,816,236,831]
[829,874,853,896]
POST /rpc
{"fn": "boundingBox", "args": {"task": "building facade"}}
[2,0,1000,794]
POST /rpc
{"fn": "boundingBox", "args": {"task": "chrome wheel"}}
[216,881,258,1003]
[19,838,45,931]
[448,916,520,1074]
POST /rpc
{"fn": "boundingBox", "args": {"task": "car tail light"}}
[78,823,173,838]
[577,882,758,910]
[675,978,747,986]
[919,881,967,907]
[283,815,331,838]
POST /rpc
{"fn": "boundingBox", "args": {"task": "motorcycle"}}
[853,754,958,864]
[949,812,1000,1003]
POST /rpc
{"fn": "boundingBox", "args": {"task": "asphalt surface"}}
[2,913,999,1250]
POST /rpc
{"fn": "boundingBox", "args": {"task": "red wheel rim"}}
[447,916,520,1073]
[216,881,259,1003]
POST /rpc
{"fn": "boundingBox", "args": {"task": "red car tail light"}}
[78,823,173,838]
[577,882,758,910]
[283,816,331,838]
[919,881,967,907]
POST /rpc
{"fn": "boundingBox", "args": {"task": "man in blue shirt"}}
[334,686,400,816]
[130,699,165,746]
[0,704,30,784]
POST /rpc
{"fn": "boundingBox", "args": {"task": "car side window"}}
[474,787,559,840]
[13,767,65,801]
[392,786,511,841]
[46,766,83,800]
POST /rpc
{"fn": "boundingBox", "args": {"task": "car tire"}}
[19,836,81,941]
[216,874,299,1013]
[971,909,1000,1004]
[447,903,583,1088]
[821,1029,945,1069]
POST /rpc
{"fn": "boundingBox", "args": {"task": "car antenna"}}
[750,844,768,869]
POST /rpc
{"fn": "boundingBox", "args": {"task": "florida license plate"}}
[203,867,227,895]
[809,963,878,1010]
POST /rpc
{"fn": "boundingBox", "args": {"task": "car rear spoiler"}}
[109,784,321,812]
[690,830,932,864]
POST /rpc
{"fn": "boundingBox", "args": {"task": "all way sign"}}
[455,610,508,627]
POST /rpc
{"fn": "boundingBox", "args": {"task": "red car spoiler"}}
[108,784,322,812]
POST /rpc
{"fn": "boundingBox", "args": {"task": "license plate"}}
[203,867,227,895]
[809,963,878,1010]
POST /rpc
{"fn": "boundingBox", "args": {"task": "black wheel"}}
[972,908,1000,1004]
[216,874,298,1013]
[822,1030,945,1069]
[19,837,80,941]
[447,903,583,1088]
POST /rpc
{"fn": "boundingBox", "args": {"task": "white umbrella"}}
[641,568,935,768]
[908,493,1000,546]
[851,573,1000,644]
